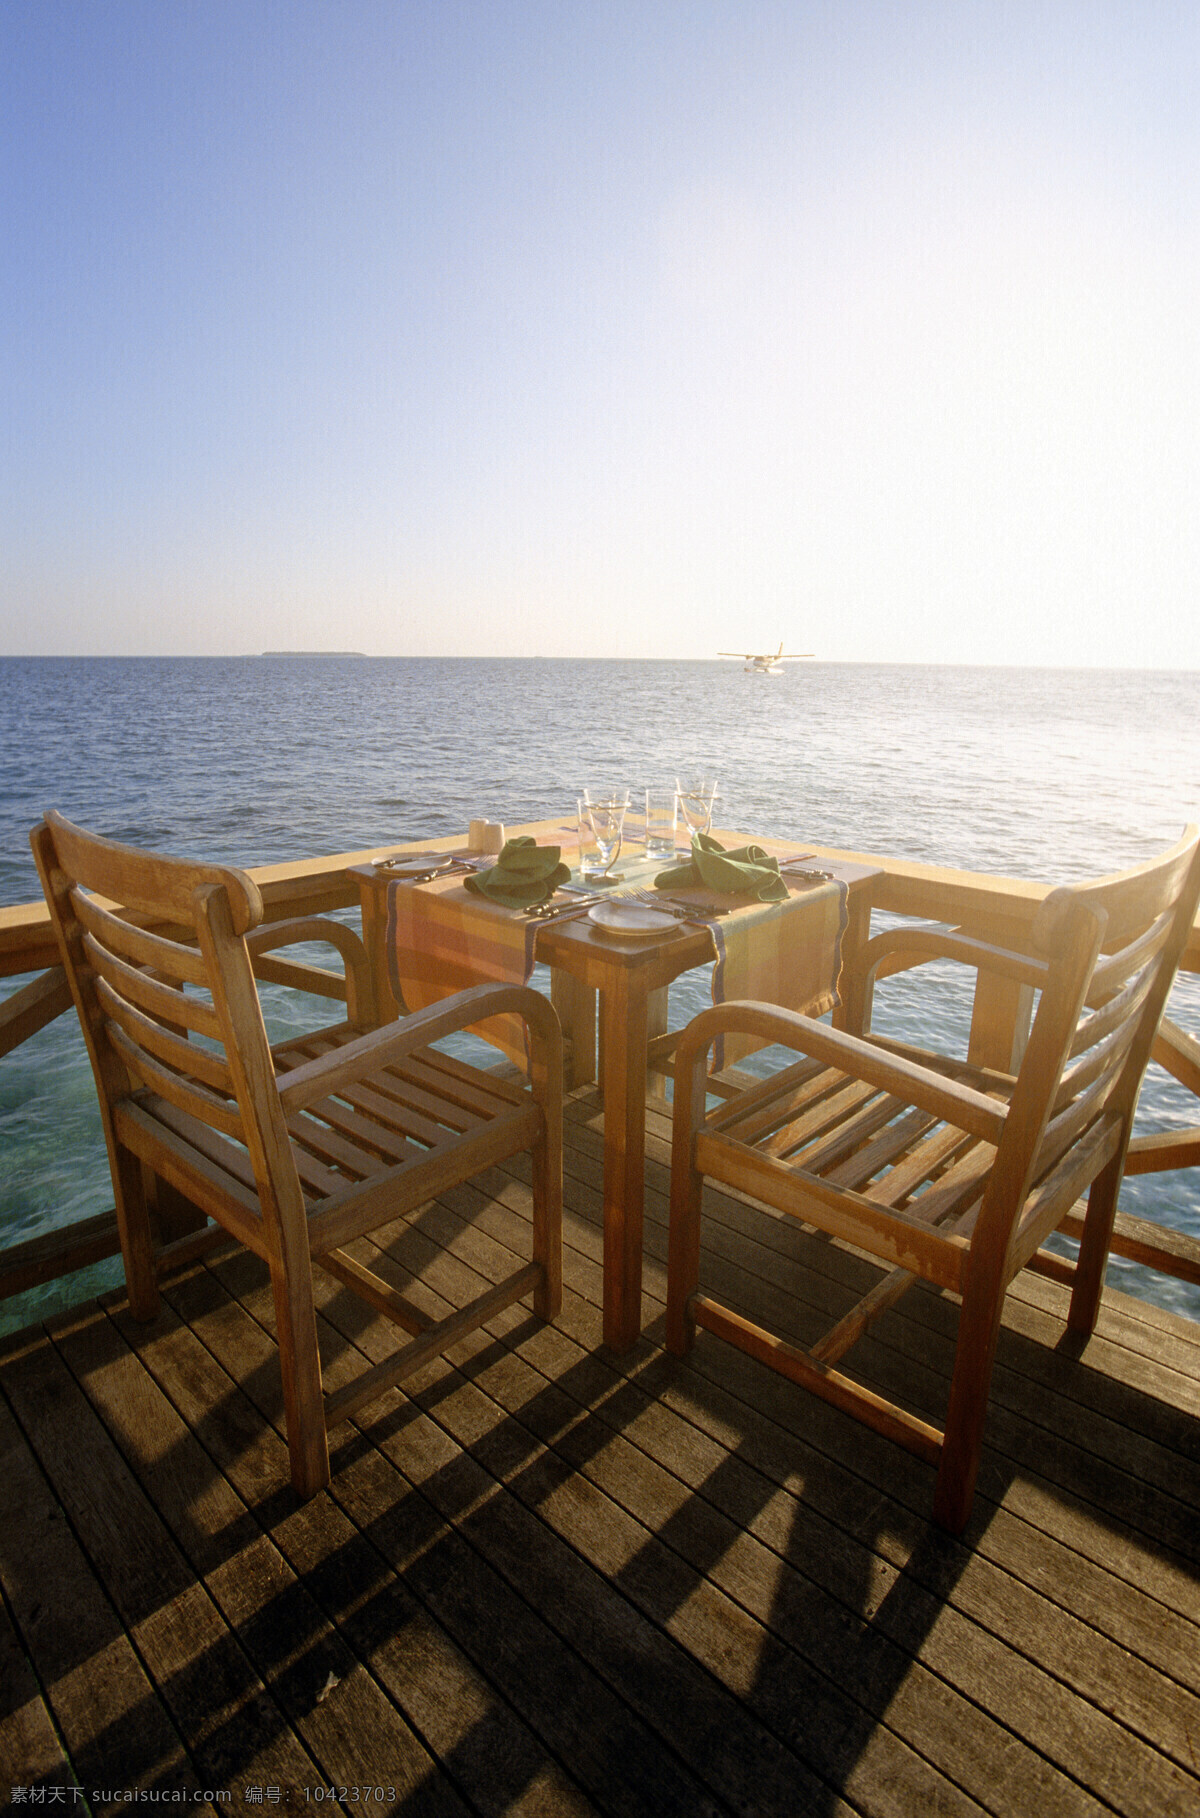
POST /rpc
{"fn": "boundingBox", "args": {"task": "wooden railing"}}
[3,837,1199,1312]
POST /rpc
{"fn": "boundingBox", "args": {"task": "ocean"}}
[2,654,1198,1330]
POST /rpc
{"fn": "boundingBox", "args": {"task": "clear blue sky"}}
[3,2,1197,663]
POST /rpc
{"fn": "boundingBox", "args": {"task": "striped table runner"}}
[386,854,847,1075]
[387,875,556,1068]
[701,876,848,1068]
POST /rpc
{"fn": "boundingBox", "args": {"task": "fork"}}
[627,888,725,923]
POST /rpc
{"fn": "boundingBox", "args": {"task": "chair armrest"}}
[675,1000,1008,1146]
[277,981,562,1115]
[247,916,374,1025]
[849,924,1049,990]
[840,924,1049,1040]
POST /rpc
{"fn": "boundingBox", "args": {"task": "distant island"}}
[260,650,367,657]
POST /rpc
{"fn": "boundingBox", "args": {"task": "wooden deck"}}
[3,1085,1199,1816]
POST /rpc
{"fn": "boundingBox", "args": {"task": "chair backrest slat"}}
[1039,833,1200,951]
[84,934,225,1041]
[1068,963,1156,1060]
[1038,1073,1124,1177]
[106,1020,246,1139]
[49,810,262,935]
[1086,912,1173,1007]
[1055,1007,1145,1113]
[71,886,211,988]
[95,976,236,1097]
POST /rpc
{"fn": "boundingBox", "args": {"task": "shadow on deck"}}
[2,1088,1198,1815]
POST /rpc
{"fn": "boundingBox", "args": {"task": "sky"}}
[2,1,1198,665]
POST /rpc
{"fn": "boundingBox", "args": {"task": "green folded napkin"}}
[654,833,789,902]
[464,836,572,909]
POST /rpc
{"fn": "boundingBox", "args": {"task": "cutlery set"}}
[523,894,604,920]
[375,853,489,883]
[626,888,729,922]
[779,862,835,884]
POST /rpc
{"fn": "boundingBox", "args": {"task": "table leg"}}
[358,876,401,1027]
[645,984,670,1100]
[600,967,649,1352]
[968,969,1034,1073]
[552,971,597,1089]
[833,891,873,1034]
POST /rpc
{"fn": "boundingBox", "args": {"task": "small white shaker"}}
[469,819,507,854]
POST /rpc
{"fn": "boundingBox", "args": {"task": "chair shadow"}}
[13,1188,1197,1812]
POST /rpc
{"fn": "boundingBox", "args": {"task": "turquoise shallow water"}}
[2,655,1198,1327]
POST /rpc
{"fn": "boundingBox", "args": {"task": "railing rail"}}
[3,837,1199,1309]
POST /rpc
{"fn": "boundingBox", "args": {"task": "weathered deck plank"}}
[1,1084,1198,1815]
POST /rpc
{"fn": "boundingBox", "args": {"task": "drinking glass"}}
[578,789,629,883]
[643,788,678,861]
[676,776,719,841]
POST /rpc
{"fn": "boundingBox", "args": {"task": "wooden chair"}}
[32,811,562,1497]
[666,829,1200,1533]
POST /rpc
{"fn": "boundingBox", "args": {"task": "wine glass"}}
[579,789,629,882]
[676,776,718,841]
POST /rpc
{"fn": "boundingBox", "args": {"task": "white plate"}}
[588,902,678,938]
[378,853,455,877]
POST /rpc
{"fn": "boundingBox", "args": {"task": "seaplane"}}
[718,642,813,675]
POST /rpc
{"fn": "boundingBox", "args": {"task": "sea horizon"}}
[3,652,1198,674]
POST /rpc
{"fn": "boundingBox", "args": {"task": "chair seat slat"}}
[751,1075,879,1160]
[278,1112,376,1193]
[331,1072,485,1142]
[114,1099,262,1247]
[392,1045,529,1112]
[819,1104,942,1194]
[302,1081,464,1157]
[894,1137,992,1232]
[856,1117,974,1207]
[307,1104,543,1256]
[780,1088,911,1176]
[291,1096,425,1173]
[708,1056,834,1142]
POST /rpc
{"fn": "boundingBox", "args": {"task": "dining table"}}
[349,819,881,1352]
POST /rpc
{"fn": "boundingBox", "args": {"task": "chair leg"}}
[666,1150,705,1358]
[1067,1155,1122,1337]
[531,1111,563,1322]
[113,1145,160,1321]
[934,1271,1007,1534]
[268,1253,330,1497]
[667,1042,712,1356]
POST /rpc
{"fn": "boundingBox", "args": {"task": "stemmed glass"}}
[579,789,629,883]
[676,776,719,841]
